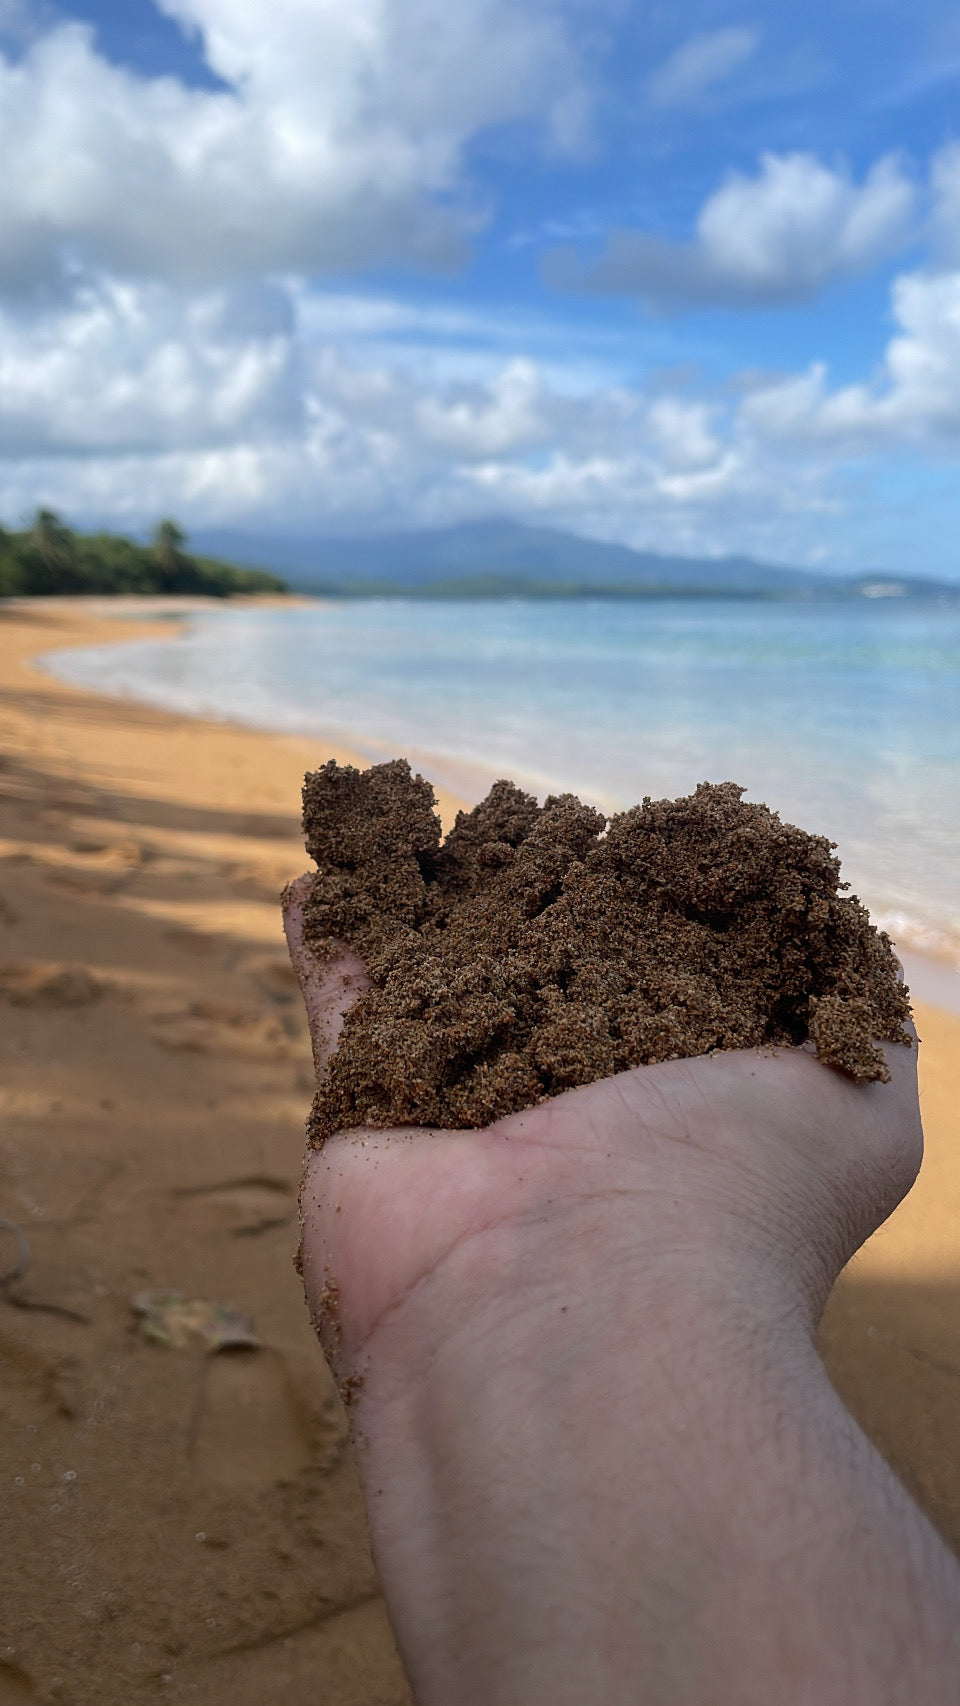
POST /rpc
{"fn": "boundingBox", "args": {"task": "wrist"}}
[296,1038,932,1706]
[344,1207,821,1706]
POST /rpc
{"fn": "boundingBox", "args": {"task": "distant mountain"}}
[192,520,959,601]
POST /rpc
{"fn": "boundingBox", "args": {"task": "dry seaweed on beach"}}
[297,759,912,1142]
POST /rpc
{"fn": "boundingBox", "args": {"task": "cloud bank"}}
[1,3,960,574]
[3,242,960,573]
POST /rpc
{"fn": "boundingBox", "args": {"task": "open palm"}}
[284,871,920,1379]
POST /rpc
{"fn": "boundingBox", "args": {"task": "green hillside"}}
[0,512,287,599]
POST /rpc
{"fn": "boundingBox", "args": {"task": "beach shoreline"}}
[32,593,960,999]
[35,591,960,981]
[2,596,960,1703]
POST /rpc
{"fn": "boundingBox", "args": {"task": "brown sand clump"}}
[299,759,912,1142]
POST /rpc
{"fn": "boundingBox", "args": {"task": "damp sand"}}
[299,760,911,1144]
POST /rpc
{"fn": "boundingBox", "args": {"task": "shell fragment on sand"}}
[131,1290,259,1352]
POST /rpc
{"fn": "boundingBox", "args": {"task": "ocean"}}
[41,597,960,965]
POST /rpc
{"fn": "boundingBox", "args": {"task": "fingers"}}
[282,872,371,1074]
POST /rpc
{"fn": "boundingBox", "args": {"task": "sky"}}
[2,0,960,574]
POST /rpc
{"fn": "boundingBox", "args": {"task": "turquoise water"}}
[42,598,960,954]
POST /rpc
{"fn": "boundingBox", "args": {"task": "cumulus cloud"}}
[645,397,723,468]
[552,152,916,307]
[741,268,960,442]
[645,26,758,110]
[0,277,301,456]
[0,0,588,296]
[414,360,548,456]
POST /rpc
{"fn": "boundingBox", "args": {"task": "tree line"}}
[0,511,287,598]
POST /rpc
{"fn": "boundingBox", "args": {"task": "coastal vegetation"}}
[0,511,287,598]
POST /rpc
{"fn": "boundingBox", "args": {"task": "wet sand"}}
[1,598,959,1703]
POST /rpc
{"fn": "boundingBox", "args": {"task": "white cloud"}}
[414,360,547,455]
[0,0,588,296]
[742,267,960,442]
[0,277,300,455]
[699,154,913,286]
[157,0,590,148]
[646,27,758,110]
[466,443,751,516]
[645,397,722,468]
[558,152,916,306]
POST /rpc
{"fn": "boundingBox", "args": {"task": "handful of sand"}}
[296,760,911,1143]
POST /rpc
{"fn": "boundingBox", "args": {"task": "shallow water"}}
[42,597,960,959]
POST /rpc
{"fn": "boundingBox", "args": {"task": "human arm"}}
[285,875,960,1705]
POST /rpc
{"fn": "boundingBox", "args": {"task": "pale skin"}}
[284,873,960,1705]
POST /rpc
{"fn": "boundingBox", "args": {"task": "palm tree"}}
[32,507,73,563]
[30,508,79,590]
[152,518,189,590]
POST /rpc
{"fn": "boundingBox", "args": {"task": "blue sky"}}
[2,0,960,574]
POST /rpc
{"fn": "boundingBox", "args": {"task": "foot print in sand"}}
[0,961,104,1008]
[192,1348,314,1492]
[169,1175,295,1239]
[150,1000,295,1062]
[44,836,150,895]
[0,1143,120,1229]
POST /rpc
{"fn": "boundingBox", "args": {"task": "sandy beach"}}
[1,599,960,1704]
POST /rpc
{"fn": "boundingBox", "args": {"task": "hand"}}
[284,872,920,1366]
[284,871,958,1706]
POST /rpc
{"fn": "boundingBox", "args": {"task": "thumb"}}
[282,872,370,1077]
